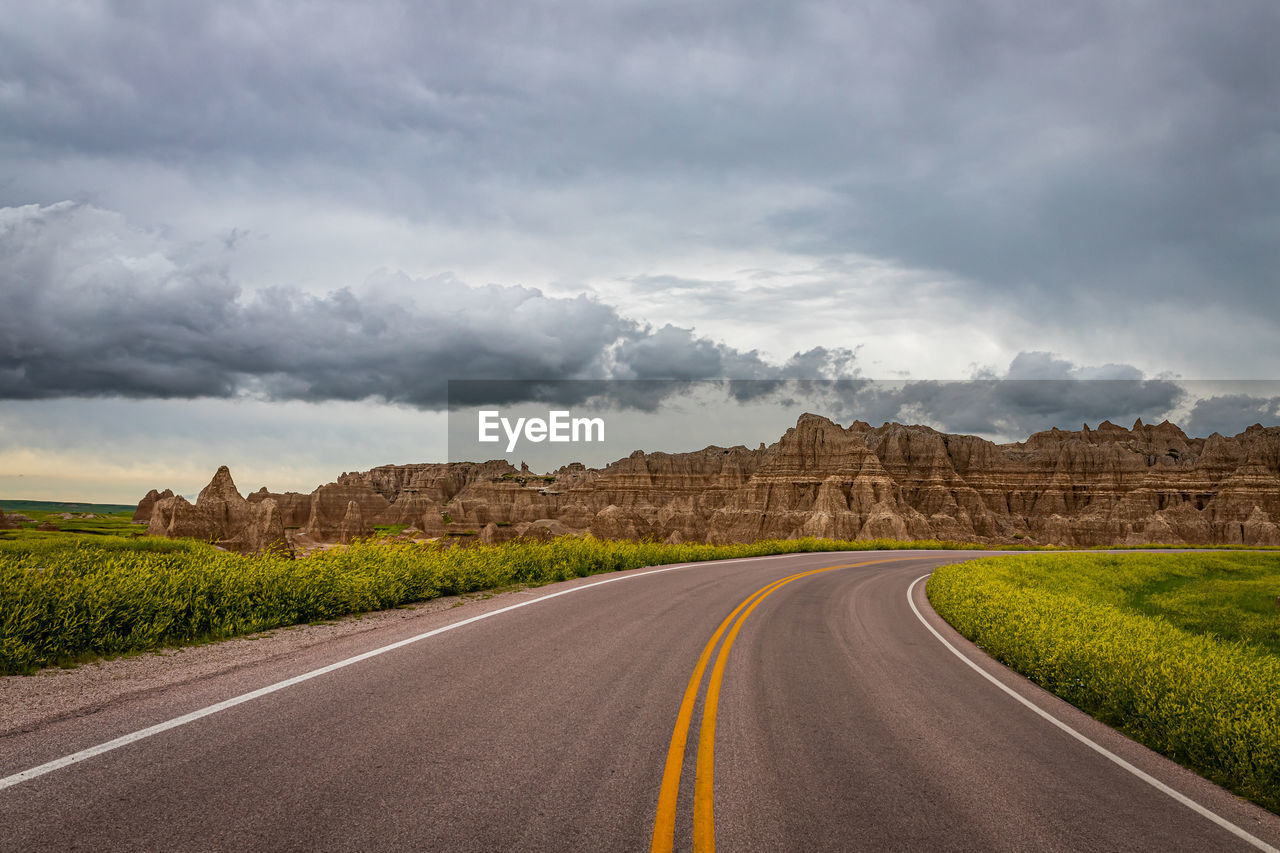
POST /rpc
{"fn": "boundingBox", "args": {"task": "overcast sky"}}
[1,1,1277,502]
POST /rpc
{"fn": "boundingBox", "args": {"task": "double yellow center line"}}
[650,557,909,852]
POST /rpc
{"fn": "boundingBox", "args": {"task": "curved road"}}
[2,551,1279,851]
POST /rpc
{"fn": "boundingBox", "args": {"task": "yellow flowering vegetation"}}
[927,552,1280,813]
[1,534,990,676]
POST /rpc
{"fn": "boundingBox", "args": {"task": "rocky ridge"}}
[136,414,1280,553]
[145,467,288,554]
[132,489,174,523]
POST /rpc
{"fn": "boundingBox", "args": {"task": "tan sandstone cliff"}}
[146,466,289,554]
[138,415,1280,553]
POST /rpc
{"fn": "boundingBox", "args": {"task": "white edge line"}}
[906,573,1279,853]
[0,550,828,792]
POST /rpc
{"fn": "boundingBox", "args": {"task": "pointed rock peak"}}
[795,412,837,429]
[1132,417,1145,430]
[1152,420,1189,440]
[337,499,368,544]
[197,465,245,506]
[1081,423,1091,432]
[849,420,872,432]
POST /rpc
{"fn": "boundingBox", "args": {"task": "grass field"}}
[1,500,136,515]
[1,500,142,540]
[0,534,997,677]
[927,552,1280,813]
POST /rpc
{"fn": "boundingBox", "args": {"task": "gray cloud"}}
[3,201,1268,441]
[1184,394,1280,437]
[979,351,1150,382]
[0,6,1275,410]
[837,377,1186,439]
[0,201,859,408]
[720,354,1187,439]
[3,1,1274,340]
[527,355,1191,440]
[766,2,1280,318]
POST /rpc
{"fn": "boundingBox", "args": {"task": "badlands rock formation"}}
[131,489,174,524]
[139,414,1280,553]
[146,467,288,554]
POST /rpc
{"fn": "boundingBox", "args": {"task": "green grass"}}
[1,500,136,515]
[1086,542,1280,551]
[0,506,142,542]
[499,472,557,485]
[927,552,1280,813]
[1,534,1010,676]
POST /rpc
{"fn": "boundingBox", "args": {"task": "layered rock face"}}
[338,500,370,544]
[132,489,174,524]
[138,415,1280,551]
[146,467,289,554]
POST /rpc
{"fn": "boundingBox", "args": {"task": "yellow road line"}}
[649,575,793,853]
[652,557,911,853]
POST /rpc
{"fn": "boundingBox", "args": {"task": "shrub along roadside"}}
[1,534,1000,676]
[927,554,1280,814]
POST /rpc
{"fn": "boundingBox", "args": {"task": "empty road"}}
[2,550,1279,851]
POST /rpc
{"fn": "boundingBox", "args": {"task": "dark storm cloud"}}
[3,0,1275,332]
[0,201,858,408]
[765,1,1280,319]
[834,376,1186,438]
[1184,394,1280,437]
[703,350,1187,438]
[4,200,1198,430]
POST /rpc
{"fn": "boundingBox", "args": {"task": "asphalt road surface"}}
[3,550,1280,851]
